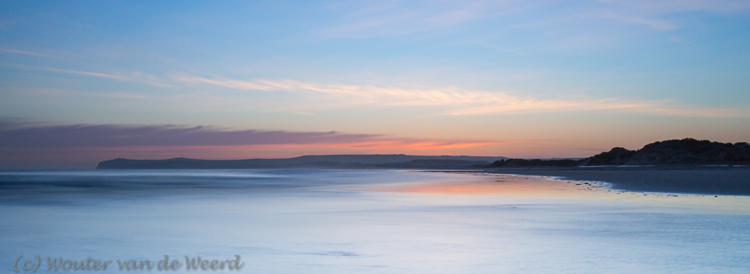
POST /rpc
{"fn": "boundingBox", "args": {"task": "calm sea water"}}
[1,169,748,273]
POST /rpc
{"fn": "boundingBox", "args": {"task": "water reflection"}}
[1,170,749,273]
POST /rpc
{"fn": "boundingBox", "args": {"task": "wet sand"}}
[477,167,750,196]
[371,172,750,214]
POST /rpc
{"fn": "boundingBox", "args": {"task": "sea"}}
[0,169,748,273]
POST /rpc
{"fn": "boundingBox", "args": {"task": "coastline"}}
[376,170,750,215]
[3,169,750,272]
[474,166,750,196]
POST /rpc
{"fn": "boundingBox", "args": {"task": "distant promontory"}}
[97,138,750,170]
[97,155,505,169]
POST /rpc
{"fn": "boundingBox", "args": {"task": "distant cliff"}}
[490,138,750,167]
[97,155,505,169]
[97,139,750,169]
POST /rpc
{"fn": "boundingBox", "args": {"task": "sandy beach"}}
[369,171,750,215]
[478,166,750,196]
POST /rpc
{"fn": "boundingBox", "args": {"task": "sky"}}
[1,0,749,169]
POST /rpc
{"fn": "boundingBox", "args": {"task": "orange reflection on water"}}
[380,174,590,197]
[375,172,750,214]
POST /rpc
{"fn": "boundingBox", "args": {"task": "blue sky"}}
[1,0,749,168]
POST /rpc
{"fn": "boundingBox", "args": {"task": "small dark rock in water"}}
[715,196,718,197]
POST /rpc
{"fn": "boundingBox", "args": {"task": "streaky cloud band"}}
[0,121,498,150]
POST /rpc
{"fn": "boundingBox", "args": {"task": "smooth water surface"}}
[1,169,748,273]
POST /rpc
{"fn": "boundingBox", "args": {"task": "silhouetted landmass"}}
[489,138,750,167]
[95,138,750,196]
[97,155,504,169]
[582,138,750,165]
[99,138,750,170]
[484,138,750,196]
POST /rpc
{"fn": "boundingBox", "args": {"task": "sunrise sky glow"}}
[1,0,749,168]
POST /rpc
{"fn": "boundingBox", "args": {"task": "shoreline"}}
[397,171,750,215]
[3,167,749,197]
[467,166,750,196]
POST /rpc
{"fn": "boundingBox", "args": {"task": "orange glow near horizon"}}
[0,139,504,169]
[59,140,502,156]
[244,140,503,150]
[383,175,579,196]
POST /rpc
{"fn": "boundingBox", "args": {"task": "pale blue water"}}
[1,169,748,273]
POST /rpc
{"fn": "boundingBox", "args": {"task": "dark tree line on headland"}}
[490,138,750,167]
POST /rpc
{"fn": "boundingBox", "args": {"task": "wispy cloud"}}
[0,47,78,60]
[592,0,750,30]
[0,48,52,58]
[19,88,148,99]
[175,76,749,117]
[42,67,138,81]
[176,75,274,91]
[597,0,750,13]
[319,0,523,37]
[45,67,171,87]
[0,122,498,150]
[595,11,679,30]
[319,0,749,37]
[3,64,171,87]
